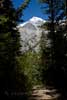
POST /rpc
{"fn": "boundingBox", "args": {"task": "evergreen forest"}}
[0,0,67,100]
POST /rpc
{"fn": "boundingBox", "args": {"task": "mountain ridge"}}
[17,16,47,53]
[17,16,46,28]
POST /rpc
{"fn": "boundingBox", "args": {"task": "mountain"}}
[17,16,46,53]
[18,16,46,28]
[17,17,67,53]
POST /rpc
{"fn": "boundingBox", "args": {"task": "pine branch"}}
[16,0,30,15]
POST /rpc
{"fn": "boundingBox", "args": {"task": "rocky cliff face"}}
[17,17,66,53]
[17,16,46,53]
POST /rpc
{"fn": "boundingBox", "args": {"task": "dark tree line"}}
[0,0,30,98]
[40,0,67,97]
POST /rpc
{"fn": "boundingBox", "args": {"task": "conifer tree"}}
[0,0,30,96]
[40,0,67,91]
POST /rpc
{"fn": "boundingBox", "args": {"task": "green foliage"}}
[16,57,31,93]
[39,0,67,92]
[17,0,30,15]
[0,0,31,96]
[18,51,42,86]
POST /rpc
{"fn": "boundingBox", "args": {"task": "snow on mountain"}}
[18,16,46,28]
[17,16,47,53]
[29,16,44,22]
[29,16,46,26]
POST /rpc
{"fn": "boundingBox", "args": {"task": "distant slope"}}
[17,16,46,53]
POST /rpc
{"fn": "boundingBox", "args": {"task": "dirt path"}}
[29,85,60,100]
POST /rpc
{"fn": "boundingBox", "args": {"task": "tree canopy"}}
[0,0,30,97]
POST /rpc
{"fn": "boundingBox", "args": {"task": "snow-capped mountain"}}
[17,16,47,53]
[18,16,46,28]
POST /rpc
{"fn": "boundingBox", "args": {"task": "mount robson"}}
[17,16,48,53]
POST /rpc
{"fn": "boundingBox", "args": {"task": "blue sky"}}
[12,0,48,21]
